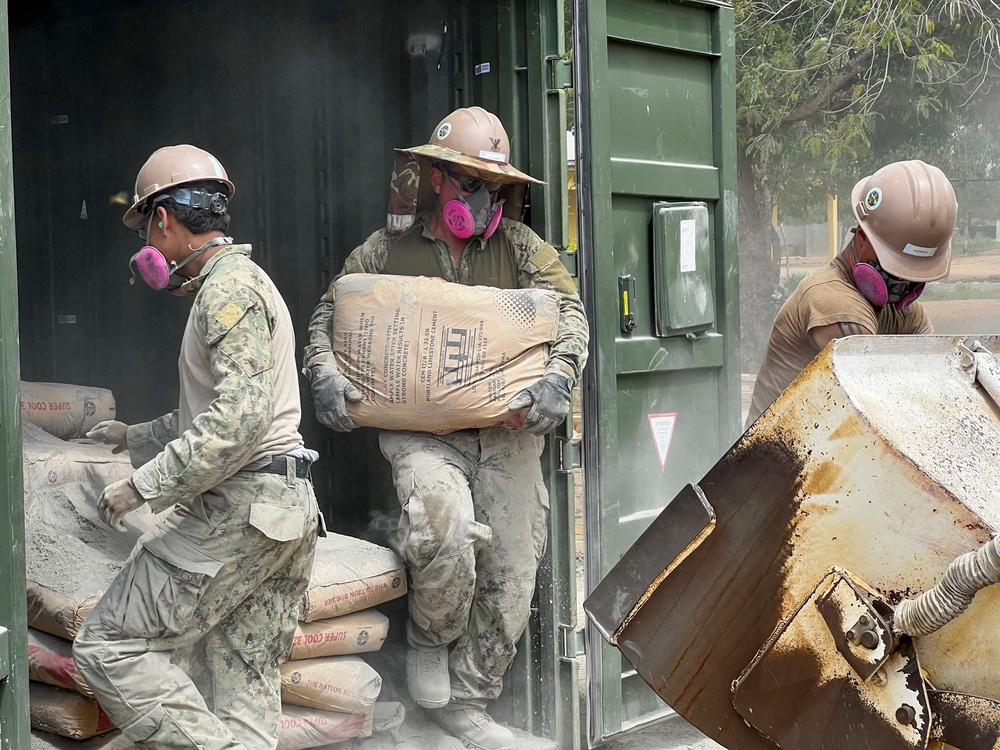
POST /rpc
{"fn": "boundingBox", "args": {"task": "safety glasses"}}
[136,211,154,242]
[135,194,172,241]
[440,164,502,195]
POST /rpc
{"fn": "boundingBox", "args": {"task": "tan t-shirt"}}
[747,255,932,424]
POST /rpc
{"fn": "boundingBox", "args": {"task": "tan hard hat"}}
[851,160,956,283]
[398,106,543,185]
[123,145,235,229]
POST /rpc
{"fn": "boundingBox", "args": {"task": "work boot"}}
[407,645,451,708]
[432,703,515,750]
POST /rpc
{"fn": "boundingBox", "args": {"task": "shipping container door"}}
[0,3,30,746]
[572,0,740,744]
[463,1,581,747]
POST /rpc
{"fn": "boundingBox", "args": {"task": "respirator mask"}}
[852,257,925,310]
[128,189,231,294]
[439,164,504,240]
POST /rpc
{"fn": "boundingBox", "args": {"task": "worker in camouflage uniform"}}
[303,107,589,750]
[74,145,321,749]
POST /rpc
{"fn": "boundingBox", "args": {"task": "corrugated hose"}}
[897,344,1000,636]
[894,536,1000,637]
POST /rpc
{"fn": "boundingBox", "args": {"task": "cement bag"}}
[29,682,115,740]
[332,274,559,433]
[26,580,99,641]
[27,628,94,697]
[280,655,381,715]
[277,705,373,750]
[21,381,116,440]
[22,422,133,495]
[300,532,406,622]
[290,610,389,660]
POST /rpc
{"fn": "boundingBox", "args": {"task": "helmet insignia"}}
[865,187,882,211]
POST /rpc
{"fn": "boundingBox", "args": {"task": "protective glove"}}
[97,477,146,532]
[310,364,363,432]
[507,373,573,435]
[86,420,129,454]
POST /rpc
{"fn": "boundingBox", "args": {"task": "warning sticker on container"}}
[648,413,677,471]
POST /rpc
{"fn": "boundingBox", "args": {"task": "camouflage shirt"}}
[130,245,305,513]
[303,214,589,383]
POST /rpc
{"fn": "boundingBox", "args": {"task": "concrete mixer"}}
[586,335,1000,750]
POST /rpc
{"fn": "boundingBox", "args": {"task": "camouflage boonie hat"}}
[397,106,544,186]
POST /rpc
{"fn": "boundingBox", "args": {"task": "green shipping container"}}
[0,0,738,747]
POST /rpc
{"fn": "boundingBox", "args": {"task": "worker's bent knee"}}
[72,623,149,695]
[72,625,104,677]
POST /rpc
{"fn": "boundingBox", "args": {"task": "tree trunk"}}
[737,147,780,373]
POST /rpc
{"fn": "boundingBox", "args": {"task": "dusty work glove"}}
[97,477,146,532]
[86,420,129,454]
[310,364,363,432]
[508,373,573,435]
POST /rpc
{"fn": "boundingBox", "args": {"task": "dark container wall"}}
[10,0,456,537]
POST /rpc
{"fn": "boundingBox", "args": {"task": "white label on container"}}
[648,413,678,471]
[679,219,697,273]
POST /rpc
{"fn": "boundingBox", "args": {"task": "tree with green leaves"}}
[736,0,1000,370]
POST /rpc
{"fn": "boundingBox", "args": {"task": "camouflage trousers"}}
[379,428,549,706]
[73,467,319,750]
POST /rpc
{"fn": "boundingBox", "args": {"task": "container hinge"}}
[546,54,573,93]
[560,624,586,661]
[0,626,9,682]
[557,247,578,278]
[557,435,582,474]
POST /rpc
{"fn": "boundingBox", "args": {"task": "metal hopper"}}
[585,335,1000,750]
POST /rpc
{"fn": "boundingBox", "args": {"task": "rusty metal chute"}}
[585,335,1000,750]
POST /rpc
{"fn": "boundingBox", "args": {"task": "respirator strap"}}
[170,236,234,275]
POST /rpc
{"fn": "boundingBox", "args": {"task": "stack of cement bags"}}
[21,398,142,743]
[25,582,114,741]
[21,388,411,748]
[277,533,408,749]
[24,533,410,749]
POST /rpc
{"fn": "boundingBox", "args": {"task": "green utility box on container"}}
[652,201,716,336]
[575,0,740,744]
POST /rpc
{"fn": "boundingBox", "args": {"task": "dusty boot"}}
[432,703,515,750]
[407,644,451,708]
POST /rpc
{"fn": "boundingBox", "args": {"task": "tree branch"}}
[770,48,877,137]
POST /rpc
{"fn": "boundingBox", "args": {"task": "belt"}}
[250,456,311,479]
